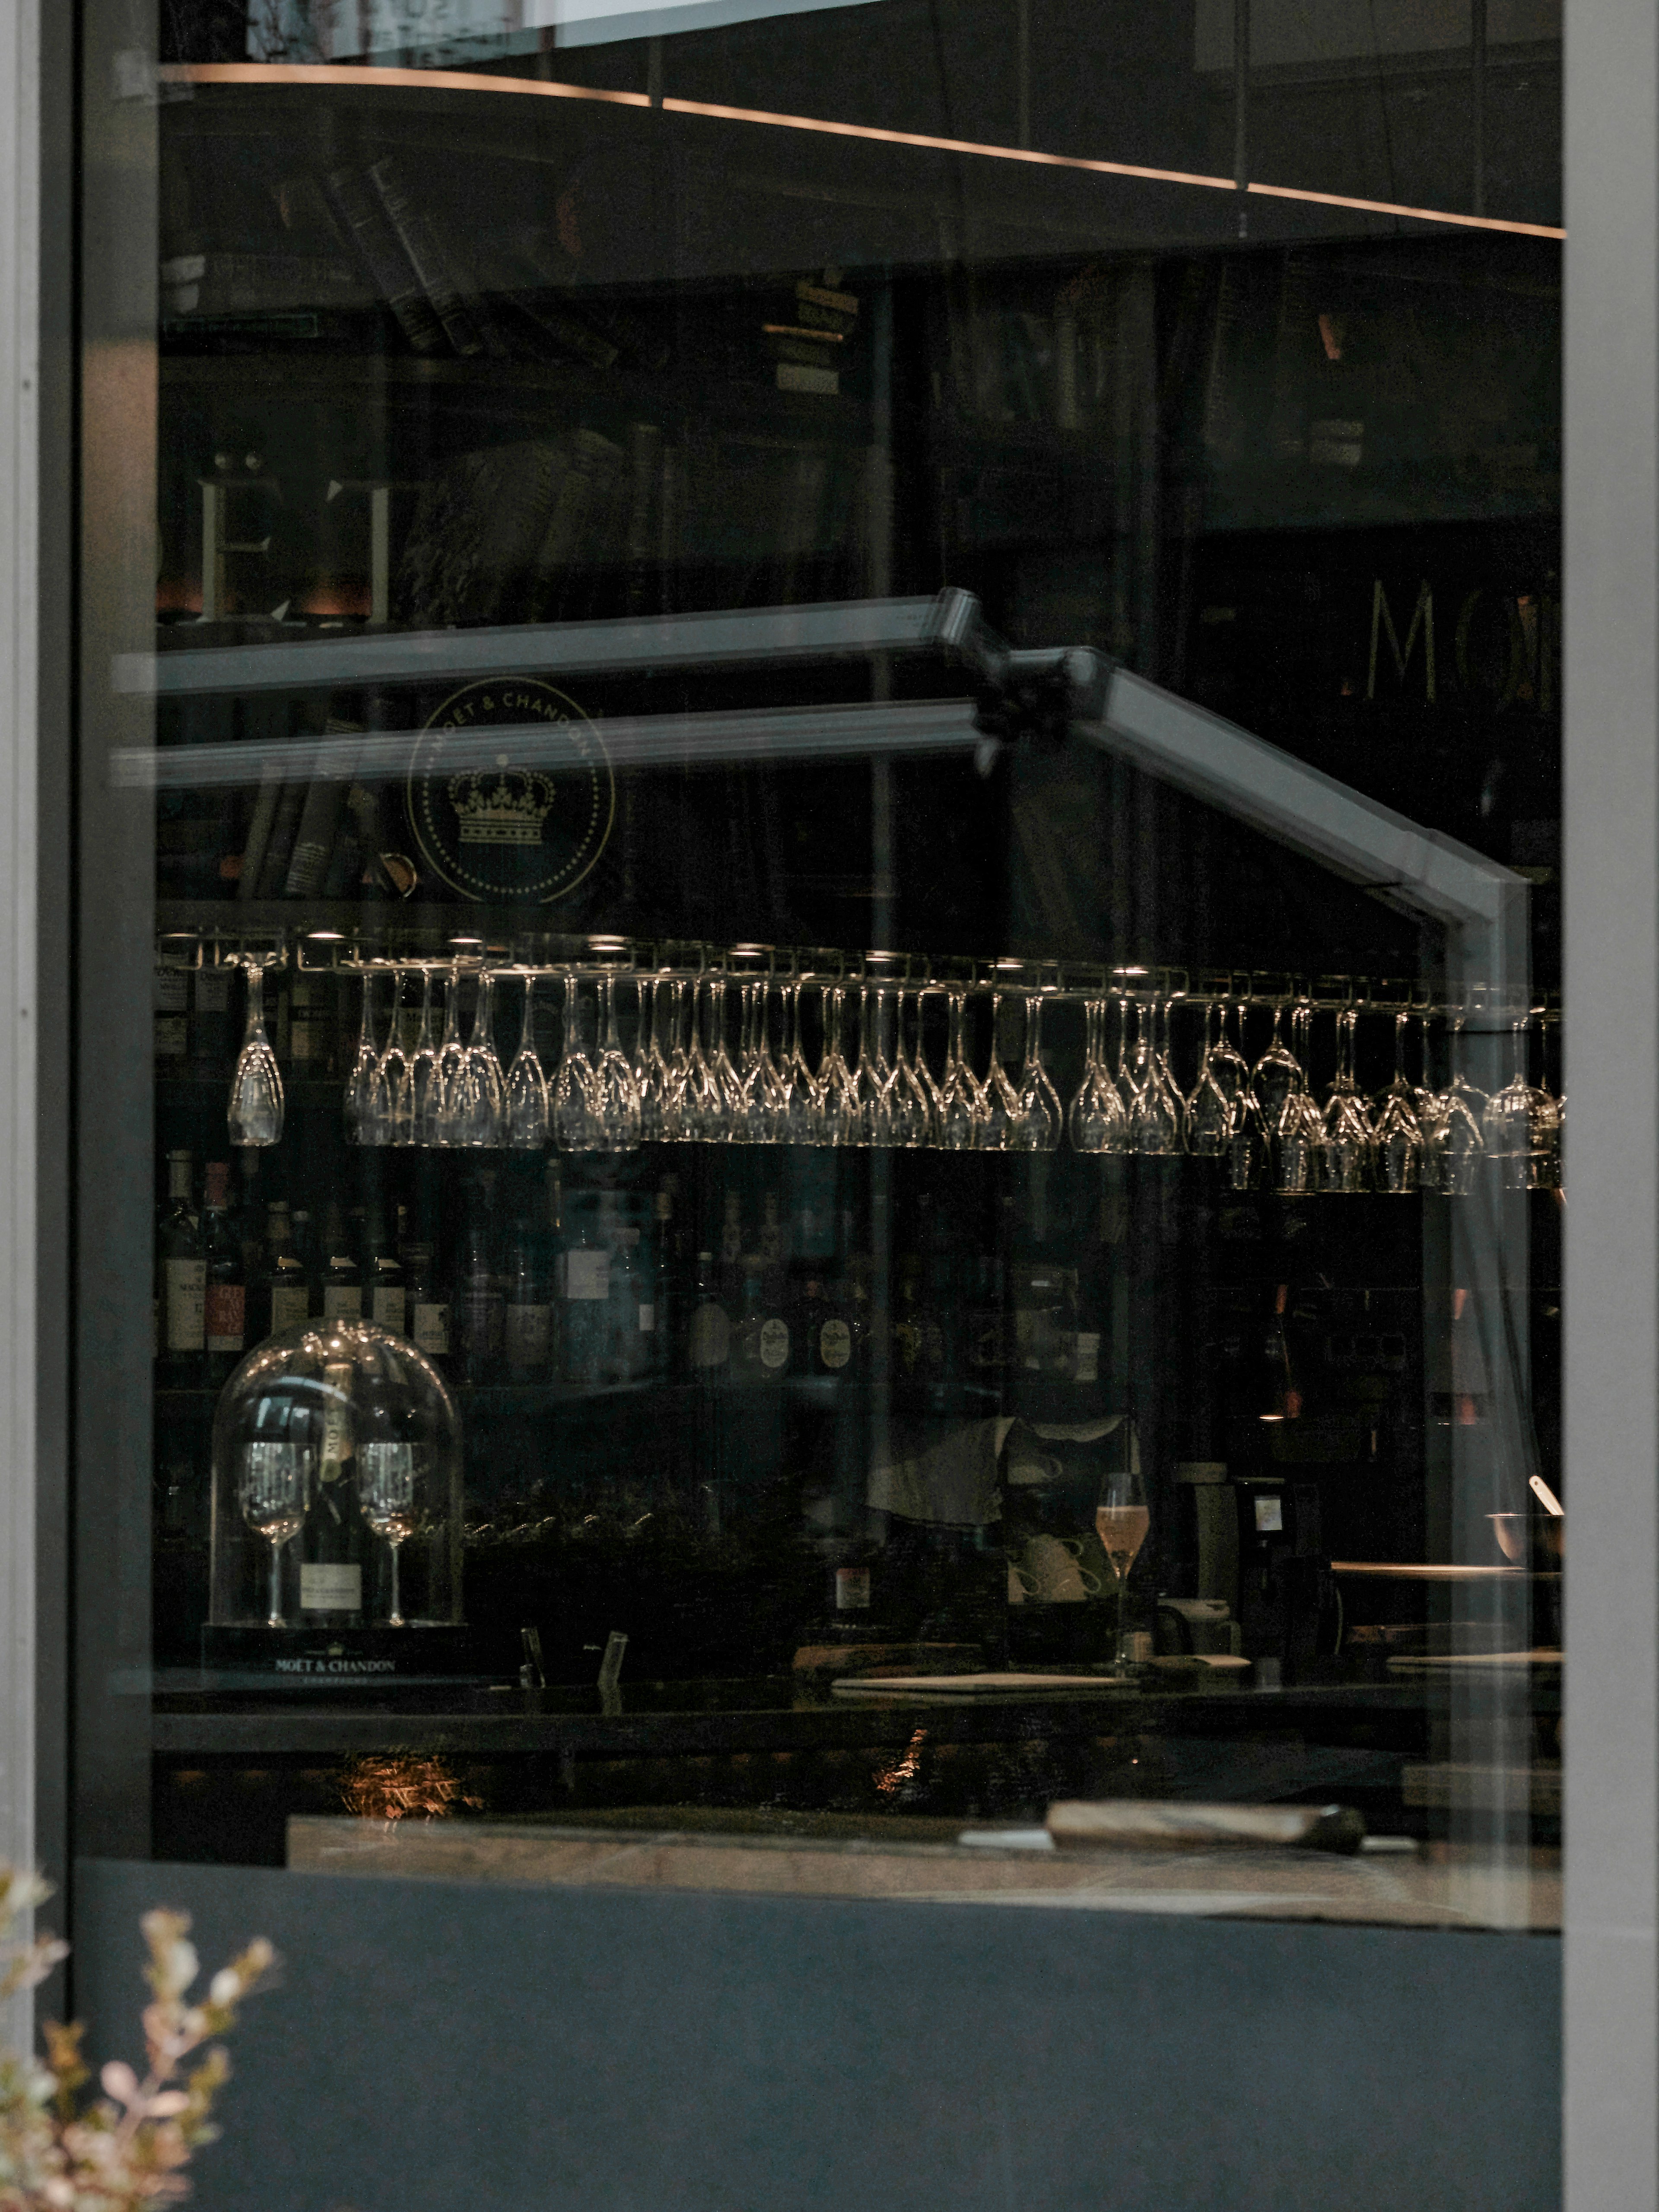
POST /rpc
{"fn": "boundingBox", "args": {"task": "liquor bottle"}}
[286,971,335,1079]
[455,1195,503,1385]
[404,1243,450,1367]
[758,1192,785,1268]
[157,1149,205,1385]
[320,1202,363,1322]
[153,970,189,1067]
[798,1276,853,1379]
[503,1214,553,1381]
[718,1189,743,1297]
[560,1192,615,1387]
[192,965,234,1072]
[365,1208,407,1335]
[734,1256,790,1384]
[260,1200,312,1339]
[290,1208,321,1316]
[235,1149,264,1281]
[611,1223,654,1383]
[824,1519,891,1641]
[686,1249,731,1380]
[298,1356,366,1624]
[201,1160,246,1387]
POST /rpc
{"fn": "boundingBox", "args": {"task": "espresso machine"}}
[1170,1462,1336,1678]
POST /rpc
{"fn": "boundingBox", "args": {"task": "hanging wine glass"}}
[1011,994,1063,1151]
[1373,1011,1424,1194]
[1069,998,1128,1154]
[739,979,788,1144]
[977,992,1022,1152]
[816,984,861,1147]
[1484,1011,1561,1192]
[936,988,984,1150]
[505,972,550,1151]
[591,972,643,1151]
[408,968,441,1149]
[1225,1003,1266,1192]
[1319,1007,1374,1193]
[631,976,665,1142]
[238,1438,311,1627]
[889,988,937,1147]
[781,977,826,1145]
[1272,1003,1322,1196]
[1129,1000,1184,1155]
[451,970,506,1149]
[356,1441,421,1628]
[430,964,468,1148]
[1253,1001,1302,1126]
[229,959,285,1148]
[1185,1002,1232,1159]
[343,969,381,1146]
[706,972,747,1140]
[1424,1010,1487,1196]
[1111,995,1143,1127]
[854,983,896,1147]
[658,976,692,1141]
[553,969,602,1151]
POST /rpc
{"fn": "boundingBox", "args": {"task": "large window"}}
[78,0,1562,1923]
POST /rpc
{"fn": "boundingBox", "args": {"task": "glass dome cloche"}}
[208,1319,463,1659]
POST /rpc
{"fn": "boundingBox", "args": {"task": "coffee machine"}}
[1171,1462,1336,1678]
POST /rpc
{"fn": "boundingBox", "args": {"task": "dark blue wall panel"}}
[73,1858,1560,2212]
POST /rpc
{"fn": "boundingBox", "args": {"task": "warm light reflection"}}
[159,63,1565,242]
[339,1752,481,1826]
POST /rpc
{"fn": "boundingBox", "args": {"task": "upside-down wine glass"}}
[1069,998,1128,1154]
[978,992,1022,1152]
[592,972,643,1151]
[430,965,467,1147]
[1130,1000,1184,1156]
[408,969,441,1148]
[1011,994,1063,1151]
[1484,1012,1561,1192]
[1373,1011,1424,1194]
[1272,1004,1322,1197]
[817,984,861,1147]
[1319,1007,1374,1192]
[553,969,601,1151]
[229,960,285,1148]
[238,1438,311,1628]
[506,973,550,1150]
[343,970,381,1145]
[1424,1011,1487,1196]
[1185,1003,1232,1159]
[937,989,983,1151]
[781,978,824,1145]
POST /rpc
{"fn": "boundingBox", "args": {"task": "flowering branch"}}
[0,1867,273,2212]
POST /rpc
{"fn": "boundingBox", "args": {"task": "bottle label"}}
[205,1282,245,1353]
[505,1303,551,1369]
[413,1301,450,1356]
[688,1301,730,1369]
[563,1250,610,1301]
[820,1318,852,1370]
[637,1303,655,1334]
[270,1284,311,1333]
[324,1284,363,1321]
[194,970,231,1015]
[372,1286,407,1335]
[760,1317,790,1371]
[154,1015,188,1058]
[1072,1331,1100,1385]
[153,972,188,1014]
[289,1019,318,1063]
[836,1566,872,1612]
[300,1563,361,1612]
[164,1259,207,1351]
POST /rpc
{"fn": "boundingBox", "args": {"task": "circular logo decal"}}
[407,678,613,903]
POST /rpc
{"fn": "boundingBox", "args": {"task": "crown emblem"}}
[447,767,556,847]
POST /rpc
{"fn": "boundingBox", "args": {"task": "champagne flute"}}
[1096,1463,1150,1675]
[1011,994,1063,1151]
[1373,1011,1424,1194]
[505,973,550,1150]
[658,976,692,1141]
[781,977,825,1145]
[432,965,468,1147]
[632,977,668,1142]
[1069,998,1128,1154]
[978,992,1021,1151]
[238,1439,311,1628]
[818,984,861,1147]
[553,969,601,1151]
[937,988,984,1150]
[890,989,938,1147]
[343,970,381,1145]
[408,968,441,1148]
[1129,1000,1184,1155]
[591,972,643,1151]
[356,1440,420,1627]
[450,971,505,1148]
[229,959,285,1148]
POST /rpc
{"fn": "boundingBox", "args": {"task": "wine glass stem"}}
[388,1541,404,1628]
[1112,1565,1131,1671]
[267,1539,284,1629]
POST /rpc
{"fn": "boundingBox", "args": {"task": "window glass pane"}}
[81,0,1560,1923]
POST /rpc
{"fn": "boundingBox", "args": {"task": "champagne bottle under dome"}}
[297,1357,368,1625]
